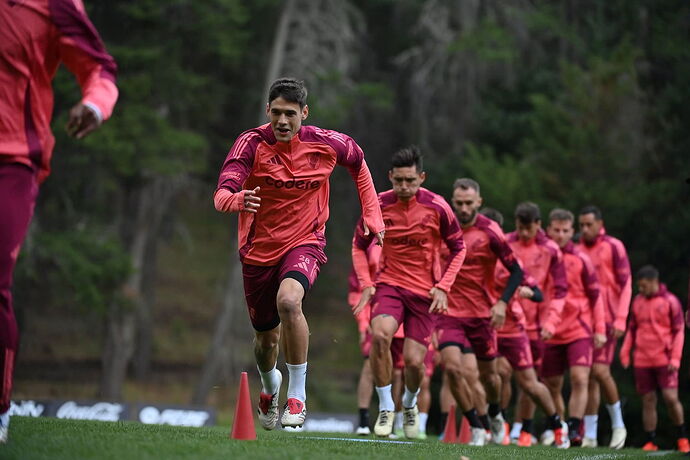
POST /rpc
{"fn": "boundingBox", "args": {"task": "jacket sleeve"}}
[53,0,118,121]
[434,199,465,292]
[541,248,567,335]
[214,130,260,212]
[669,294,685,369]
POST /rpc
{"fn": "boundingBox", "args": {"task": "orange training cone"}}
[441,405,457,443]
[230,372,257,440]
[457,415,471,444]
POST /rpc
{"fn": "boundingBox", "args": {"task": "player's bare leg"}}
[514,368,566,447]
[441,346,487,445]
[276,278,308,427]
[400,338,426,439]
[587,363,625,448]
[544,376,565,419]
[355,359,373,434]
[370,314,399,436]
[478,358,506,443]
[255,324,282,429]
[417,374,431,438]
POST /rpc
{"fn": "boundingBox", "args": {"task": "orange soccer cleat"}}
[678,437,690,453]
[517,430,533,447]
[641,441,659,451]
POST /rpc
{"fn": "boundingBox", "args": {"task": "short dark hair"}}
[480,207,504,227]
[636,265,659,280]
[391,145,423,171]
[453,178,480,195]
[549,208,574,224]
[268,78,308,108]
[515,201,541,224]
[579,205,602,220]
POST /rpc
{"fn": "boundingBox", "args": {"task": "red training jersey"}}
[576,227,632,332]
[0,0,118,183]
[445,214,519,319]
[546,241,606,344]
[215,124,384,266]
[620,284,684,368]
[352,188,465,298]
[507,229,567,339]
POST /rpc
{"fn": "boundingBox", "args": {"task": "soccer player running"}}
[0,0,118,443]
[506,202,567,446]
[620,265,689,453]
[440,178,526,445]
[544,209,607,446]
[577,205,630,448]
[214,78,384,429]
[353,147,465,439]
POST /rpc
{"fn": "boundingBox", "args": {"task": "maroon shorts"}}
[530,339,546,373]
[593,326,616,365]
[242,245,326,331]
[497,334,534,370]
[361,330,372,357]
[391,337,405,369]
[437,316,497,360]
[541,338,593,378]
[370,283,435,346]
[634,366,679,395]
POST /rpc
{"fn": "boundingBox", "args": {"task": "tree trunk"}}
[100,177,181,398]
[192,224,250,405]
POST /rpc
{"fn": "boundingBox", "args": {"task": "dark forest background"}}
[11,0,690,446]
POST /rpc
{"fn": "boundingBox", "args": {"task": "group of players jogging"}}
[213,78,687,453]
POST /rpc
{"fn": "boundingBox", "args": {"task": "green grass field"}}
[2,416,686,459]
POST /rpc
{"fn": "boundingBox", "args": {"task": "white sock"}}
[0,410,9,428]
[394,411,403,430]
[402,386,420,408]
[286,362,307,402]
[375,385,395,412]
[606,401,625,429]
[419,412,429,433]
[257,364,281,395]
[584,414,598,439]
[510,422,522,439]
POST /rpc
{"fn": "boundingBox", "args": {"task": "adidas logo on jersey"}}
[267,155,283,165]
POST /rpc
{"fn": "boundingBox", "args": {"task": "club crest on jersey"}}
[419,214,434,229]
[308,152,320,169]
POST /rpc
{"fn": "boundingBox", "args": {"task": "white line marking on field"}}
[298,436,415,445]
[571,452,675,459]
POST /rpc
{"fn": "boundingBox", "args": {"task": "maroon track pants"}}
[0,163,38,413]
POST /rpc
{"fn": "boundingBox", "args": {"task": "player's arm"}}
[541,249,567,340]
[431,202,466,313]
[619,304,636,369]
[668,295,685,372]
[214,132,260,213]
[352,219,376,315]
[490,230,523,327]
[53,0,118,138]
[611,240,632,337]
[336,138,384,245]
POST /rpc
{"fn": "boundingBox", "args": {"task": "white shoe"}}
[374,410,395,437]
[257,370,282,430]
[582,436,598,447]
[609,427,627,449]
[540,429,555,446]
[554,424,570,449]
[489,413,506,445]
[0,425,6,444]
[280,398,306,427]
[402,405,420,439]
[469,427,487,446]
[355,426,370,435]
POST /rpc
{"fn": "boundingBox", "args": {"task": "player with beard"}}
[353,146,465,439]
[437,178,526,445]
